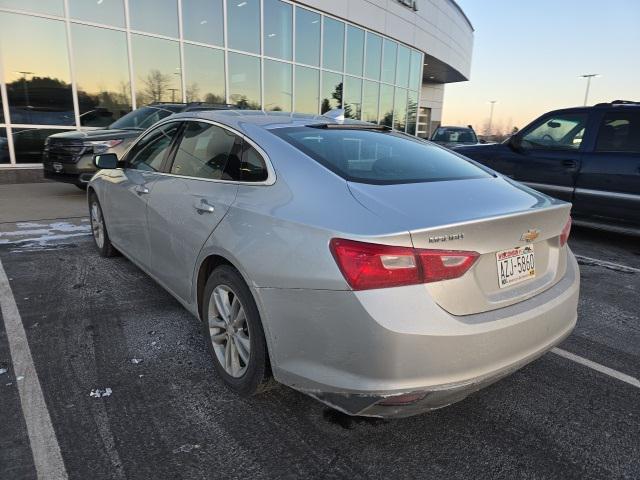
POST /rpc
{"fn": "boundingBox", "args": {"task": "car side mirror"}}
[479,139,487,144]
[94,153,119,169]
[509,134,523,152]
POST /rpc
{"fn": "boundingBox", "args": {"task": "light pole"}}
[488,100,497,136]
[15,71,34,108]
[580,74,599,106]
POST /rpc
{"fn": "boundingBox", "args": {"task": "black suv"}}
[454,101,640,234]
[43,102,233,188]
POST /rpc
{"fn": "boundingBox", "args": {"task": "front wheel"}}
[89,193,117,257]
[202,265,272,396]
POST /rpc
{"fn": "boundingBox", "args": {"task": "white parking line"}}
[574,254,640,274]
[552,348,640,389]
[0,259,68,479]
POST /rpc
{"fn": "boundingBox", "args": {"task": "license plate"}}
[496,245,535,288]
[52,162,63,172]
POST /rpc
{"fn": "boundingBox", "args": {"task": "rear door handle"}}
[135,185,149,195]
[562,160,577,168]
[194,199,215,214]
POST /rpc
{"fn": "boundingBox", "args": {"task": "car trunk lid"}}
[348,176,572,315]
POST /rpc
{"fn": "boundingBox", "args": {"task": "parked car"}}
[87,110,579,418]
[43,102,232,188]
[454,101,640,234]
[431,125,483,148]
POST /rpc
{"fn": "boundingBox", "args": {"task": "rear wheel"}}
[202,265,271,395]
[89,193,117,257]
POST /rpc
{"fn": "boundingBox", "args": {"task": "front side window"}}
[170,122,241,180]
[521,113,588,150]
[127,122,181,171]
[274,127,492,185]
[595,111,640,153]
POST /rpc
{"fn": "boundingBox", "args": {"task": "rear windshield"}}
[273,126,491,185]
[432,127,477,144]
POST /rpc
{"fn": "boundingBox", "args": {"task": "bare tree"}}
[138,69,173,105]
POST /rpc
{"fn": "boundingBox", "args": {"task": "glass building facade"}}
[0,0,423,165]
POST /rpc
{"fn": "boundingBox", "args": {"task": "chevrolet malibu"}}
[88,110,579,418]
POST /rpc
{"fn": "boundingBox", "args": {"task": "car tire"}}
[202,265,273,396]
[89,193,117,258]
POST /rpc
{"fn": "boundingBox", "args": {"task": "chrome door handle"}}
[135,185,149,195]
[194,199,215,214]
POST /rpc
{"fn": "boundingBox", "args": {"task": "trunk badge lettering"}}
[428,233,464,244]
[520,229,540,243]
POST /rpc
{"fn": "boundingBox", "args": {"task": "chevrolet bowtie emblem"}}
[520,229,540,243]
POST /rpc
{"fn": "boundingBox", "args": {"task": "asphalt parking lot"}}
[0,186,638,479]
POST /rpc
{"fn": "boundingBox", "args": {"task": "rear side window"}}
[595,111,640,153]
[240,143,268,182]
[273,127,491,184]
[170,121,241,180]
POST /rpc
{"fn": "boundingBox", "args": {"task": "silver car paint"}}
[89,110,579,417]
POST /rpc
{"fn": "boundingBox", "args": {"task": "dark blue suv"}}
[454,101,640,234]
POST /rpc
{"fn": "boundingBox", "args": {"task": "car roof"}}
[541,100,640,117]
[168,109,377,132]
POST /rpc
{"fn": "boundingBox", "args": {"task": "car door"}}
[573,109,640,226]
[103,121,182,270]
[510,112,589,202]
[144,120,243,301]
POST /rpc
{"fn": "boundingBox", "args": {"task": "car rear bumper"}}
[256,250,580,418]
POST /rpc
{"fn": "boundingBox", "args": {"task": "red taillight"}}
[560,217,572,247]
[417,249,480,283]
[329,238,479,291]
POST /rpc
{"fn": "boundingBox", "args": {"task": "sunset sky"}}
[442,0,640,133]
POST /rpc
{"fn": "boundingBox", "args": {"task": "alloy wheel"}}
[208,285,251,378]
[90,201,105,249]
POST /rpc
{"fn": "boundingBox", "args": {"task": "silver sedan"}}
[88,110,579,418]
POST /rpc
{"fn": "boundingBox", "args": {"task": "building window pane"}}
[396,45,411,88]
[69,0,125,27]
[182,0,223,46]
[184,44,225,103]
[14,128,72,164]
[0,0,63,16]
[381,39,397,84]
[320,71,342,114]
[364,32,382,81]
[294,66,319,114]
[227,0,260,54]
[322,18,344,72]
[362,80,379,124]
[264,60,291,112]
[264,0,292,61]
[295,7,320,67]
[129,0,178,38]
[0,13,73,125]
[72,24,131,127]
[228,52,261,109]
[345,26,364,77]
[131,34,182,104]
[406,90,418,135]
[0,128,9,164]
[409,50,423,91]
[344,76,362,120]
[379,84,394,127]
[393,88,407,131]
